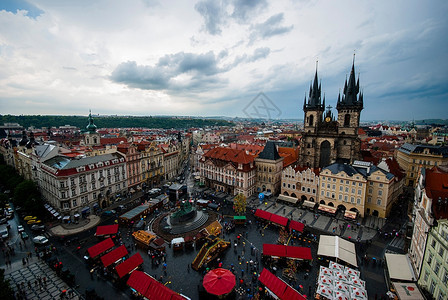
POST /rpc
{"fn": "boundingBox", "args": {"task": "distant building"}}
[396,143,448,187]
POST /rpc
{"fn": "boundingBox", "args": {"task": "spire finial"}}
[353,50,355,65]
[316,58,318,72]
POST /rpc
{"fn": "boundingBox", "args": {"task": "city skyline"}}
[0,0,447,121]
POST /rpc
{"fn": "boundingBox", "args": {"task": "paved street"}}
[1,170,411,299]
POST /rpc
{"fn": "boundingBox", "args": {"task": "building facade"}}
[255,141,284,195]
[396,143,448,187]
[418,219,448,300]
[299,61,363,168]
[281,166,319,203]
[39,152,127,216]
[199,147,256,197]
[318,161,399,218]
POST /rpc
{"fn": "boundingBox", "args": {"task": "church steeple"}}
[86,110,97,133]
[337,56,363,110]
[304,62,324,110]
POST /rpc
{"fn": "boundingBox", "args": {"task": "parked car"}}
[0,228,8,239]
[33,235,49,245]
[101,210,116,217]
[21,231,29,240]
[24,216,37,221]
[31,224,45,232]
[17,225,24,233]
[27,219,42,225]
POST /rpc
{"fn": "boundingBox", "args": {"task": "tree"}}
[0,269,14,300]
[13,180,44,216]
[233,193,246,215]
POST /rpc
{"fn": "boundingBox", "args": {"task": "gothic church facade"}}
[299,61,363,168]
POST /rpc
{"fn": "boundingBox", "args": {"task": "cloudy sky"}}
[0,0,447,121]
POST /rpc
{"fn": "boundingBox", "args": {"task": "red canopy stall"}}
[263,244,313,260]
[270,214,289,227]
[127,270,187,300]
[115,253,143,278]
[258,268,306,300]
[87,238,115,258]
[95,224,119,237]
[254,209,273,221]
[288,220,305,233]
[203,268,236,296]
[101,245,128,268]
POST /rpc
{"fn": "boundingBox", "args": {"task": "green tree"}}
[13,180,44,216]
[0,269,14,300]
[233,193,246,215]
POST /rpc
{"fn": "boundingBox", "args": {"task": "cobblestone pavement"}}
[6,260,80,299]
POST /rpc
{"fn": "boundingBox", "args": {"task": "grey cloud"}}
[248,47,270,62]
[231,0,267,21]
[110,51,228,91]
[195,0,268,35]
[194,0,228,35]
[249,13,293,44]
[110,48,270,92]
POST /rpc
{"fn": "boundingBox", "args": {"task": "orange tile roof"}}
[278,147,298,168]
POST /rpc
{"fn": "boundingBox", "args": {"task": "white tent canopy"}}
[385,253,416,281]
[317,235,358,267]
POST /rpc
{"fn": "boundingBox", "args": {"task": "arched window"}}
[344,114,350,127]
[309,115,314,126]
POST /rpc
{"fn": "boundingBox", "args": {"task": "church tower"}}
[299,58,363,168]
[335,58,363,163]
[84,111,101,147]
[336,58,363,135]
[303,67,325,134]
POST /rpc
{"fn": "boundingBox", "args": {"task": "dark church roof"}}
[257,141,281,160]
[337,60,363,110]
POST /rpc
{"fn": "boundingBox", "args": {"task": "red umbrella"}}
[203,268,236,295]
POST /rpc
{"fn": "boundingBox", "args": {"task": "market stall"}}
[203,268,235,296]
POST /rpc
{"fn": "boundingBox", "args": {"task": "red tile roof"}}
[203,147,255,164]
[425,167,448,220]
[278,147,298,168]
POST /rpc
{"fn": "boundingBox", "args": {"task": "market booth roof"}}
[87,238,115,258]
[317,235,357,267]
[318,204,337,214]
[95,224,119,237]
[127,270,186,300]
[289,220,305,233]
[254,209,273,221]
[270,214,288,227]
[263,244,313,260]
[385,253,416,281]
[258,268,306,300]
[203,268,236,296]
[101,245,128,268]
[115,253,143,278]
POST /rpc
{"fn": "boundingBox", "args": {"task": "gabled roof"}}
[257,141,281,160]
